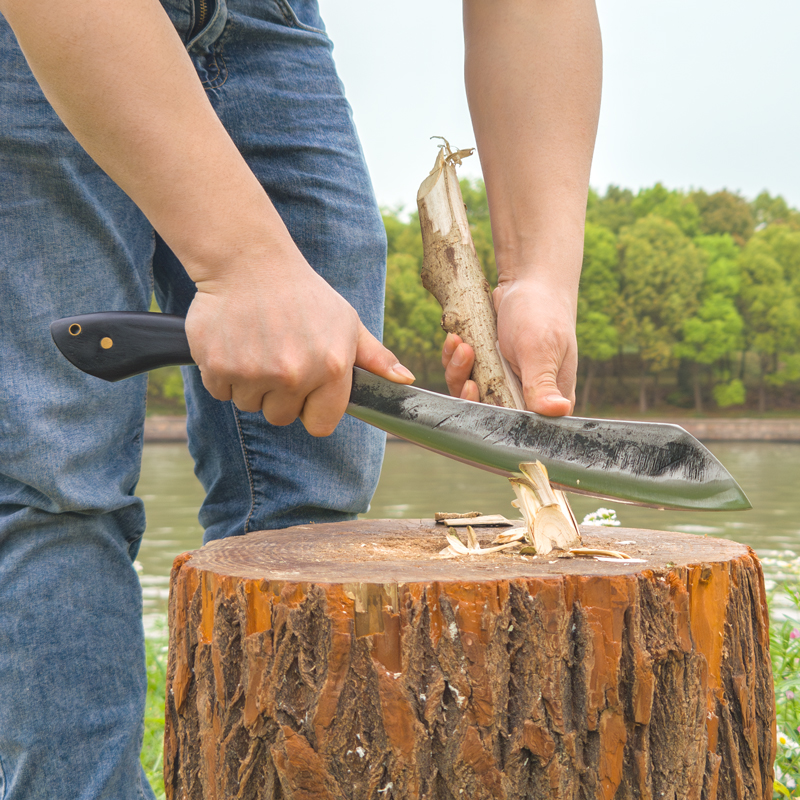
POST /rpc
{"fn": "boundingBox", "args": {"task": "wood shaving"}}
[437,527,523,558]
[490,527,527,544]
[443,514,513,527]
[434,511,482,522]
[570,547,633,560]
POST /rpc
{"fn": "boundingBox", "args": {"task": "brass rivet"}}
[69,323,82,336]
[100,337,113,350]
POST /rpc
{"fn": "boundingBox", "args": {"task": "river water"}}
[136,440,800,630]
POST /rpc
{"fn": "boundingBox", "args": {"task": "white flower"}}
[581,508,621,527]
[777,729,800,751]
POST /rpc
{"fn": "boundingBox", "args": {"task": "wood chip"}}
[466,525,479,550]
[442,514,513,527]
[439,529,524,557]
[490,527,527,544]
[570,547,632,560]
[444,531,471,555]
[594,556,648,564]
[434,511,482,522]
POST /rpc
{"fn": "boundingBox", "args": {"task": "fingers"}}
[295,324,413,437]
[355,322,415,384]
[297,366,353,437]
[519,344,577,417]
[442,333,479,401]
[525,380,574,417]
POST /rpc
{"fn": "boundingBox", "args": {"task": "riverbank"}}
[143,415,800,443]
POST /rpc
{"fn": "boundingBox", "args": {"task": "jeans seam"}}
[0,749,5,800]
[201,47,228,90]
[273,0,327,35]
[231,403,257,533]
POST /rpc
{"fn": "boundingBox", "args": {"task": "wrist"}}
[496,261,581,312]
[175,194,302,288]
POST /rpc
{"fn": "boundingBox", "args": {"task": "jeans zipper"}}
[189,0,213,41]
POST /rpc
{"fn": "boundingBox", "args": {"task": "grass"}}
[141,633,168,800]
[138,568,800,798]
[765,555,800,798]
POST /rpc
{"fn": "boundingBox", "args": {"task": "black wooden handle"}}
[50,312,195,382]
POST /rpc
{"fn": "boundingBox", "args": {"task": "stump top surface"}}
[185,520,751,583]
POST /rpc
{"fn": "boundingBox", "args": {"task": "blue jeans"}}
[0,1,386,796]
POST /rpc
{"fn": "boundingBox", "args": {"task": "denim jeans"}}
[0,0,386,796]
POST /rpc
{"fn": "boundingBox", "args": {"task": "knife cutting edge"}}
[50,312,751,512]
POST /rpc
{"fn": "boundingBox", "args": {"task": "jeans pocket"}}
[273,0,327,36]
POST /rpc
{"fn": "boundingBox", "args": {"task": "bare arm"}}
[446,0,601,415]
[0,0,412,434]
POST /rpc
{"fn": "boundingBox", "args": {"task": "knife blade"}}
[50,312,751,512]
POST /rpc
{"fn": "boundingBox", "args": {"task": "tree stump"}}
[164,520,775,799]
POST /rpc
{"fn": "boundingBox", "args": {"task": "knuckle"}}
[323,350,350,380]
[273,364,304,392]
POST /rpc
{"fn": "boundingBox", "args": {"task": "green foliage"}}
[143,182,800,415]
[752,192,800,230]
[738,227,800,387]
[577,223,619,363]
[691,190,755,243]
[676,235,744,366]
[762,554,800,797]
[383,251,445,382]
[630,184,701,238]
[148,367,186,413]
[384,208,424,263]
[713,378,746,408]
[618,216,704,372]
[586,185,637,234]
[141,632,168,800]
[460,178,497,286]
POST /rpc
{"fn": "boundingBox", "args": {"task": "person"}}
[0,0,601,796]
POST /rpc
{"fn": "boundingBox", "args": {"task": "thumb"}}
[355,322,415,384]
[524,369,573,417]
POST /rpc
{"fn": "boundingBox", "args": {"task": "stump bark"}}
[164,520,775,799]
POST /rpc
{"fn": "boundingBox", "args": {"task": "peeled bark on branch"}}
[417,144,523,409]
[417,142,580,554]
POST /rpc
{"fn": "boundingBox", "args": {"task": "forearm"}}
[0,0,287,284]
[463,0,602,300]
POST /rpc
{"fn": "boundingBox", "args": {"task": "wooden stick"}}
[417,141,522,408]
[417,140,581,552]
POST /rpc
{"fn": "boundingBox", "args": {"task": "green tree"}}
[576,222,620,412]
[460,178,497,285]
[586,185,637,234]
[630,184,701,238]
[384,208,424,262]
[674,235,744,411]
[690,190,754,244]
[383,250,445,386]
[738,225,800,411]
[618,217,704,412]
[147,367,186,412]
[751,192,800,230]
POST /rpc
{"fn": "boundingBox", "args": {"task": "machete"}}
[50,312,750,512]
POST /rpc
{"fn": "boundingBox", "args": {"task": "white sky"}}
[318,0,800,212]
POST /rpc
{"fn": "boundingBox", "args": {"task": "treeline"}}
[148,182,800,416]
[384,182,800,414]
